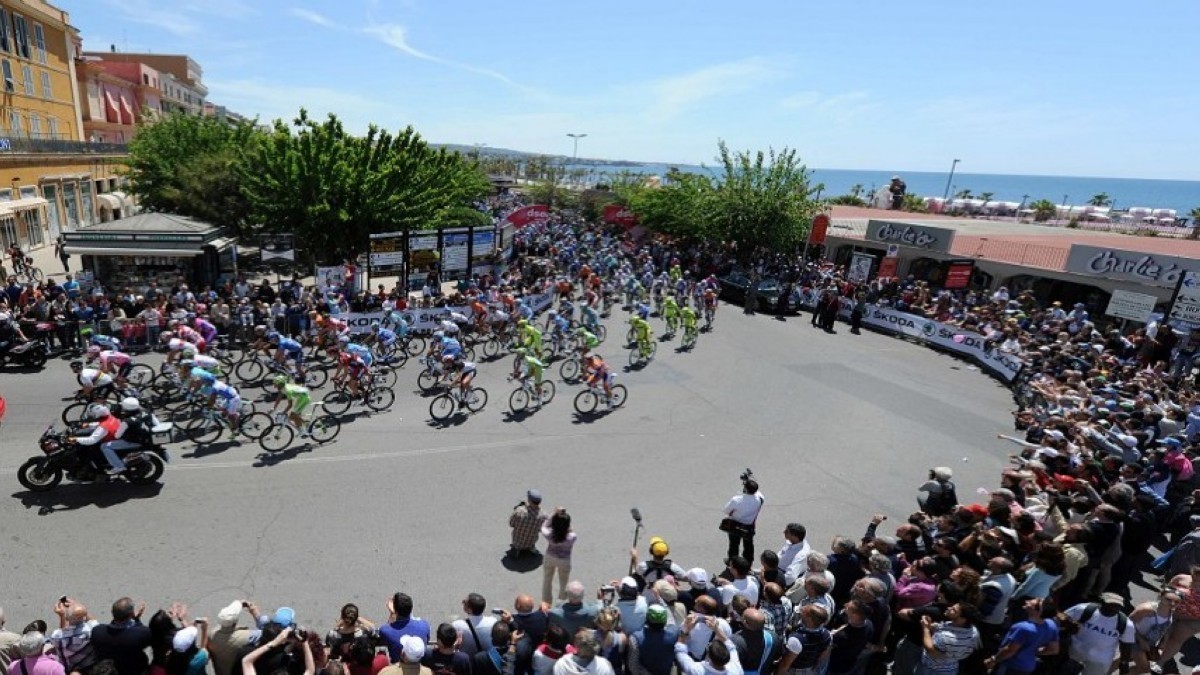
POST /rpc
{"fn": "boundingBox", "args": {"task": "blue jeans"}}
[100,439,141,471]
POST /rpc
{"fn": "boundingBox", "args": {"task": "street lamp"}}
[566,133,587,161]
[941,159,961,201]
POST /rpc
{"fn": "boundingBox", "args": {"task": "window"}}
[47,117,57,139]
[21,64,32,95]
[1,59,12,92]
[32,23,44,64]
[8,110,19,136]
[28,113,40,138]
[0,9,9,53]
[12,14,29,59]
[39,70,49,99]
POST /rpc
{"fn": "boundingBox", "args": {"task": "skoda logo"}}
[922,322,937,337]
[402,312,416,325]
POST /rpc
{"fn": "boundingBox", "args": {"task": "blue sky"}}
[69,0,1200,180]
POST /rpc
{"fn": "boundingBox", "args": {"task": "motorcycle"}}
[0,337,48,369]
[17,423,171,492]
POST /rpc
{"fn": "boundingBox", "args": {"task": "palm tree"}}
[849,183,864,200]
[1088,193,1112,207]
[1190,207,1200,239]
[980,191,995,204]
[1030,199,1057,222]
[954,189,973,200]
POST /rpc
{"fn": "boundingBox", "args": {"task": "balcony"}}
[0,137,128,155]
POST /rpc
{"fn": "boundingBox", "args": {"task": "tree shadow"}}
[12,482,164,515]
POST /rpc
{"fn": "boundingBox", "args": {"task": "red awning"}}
[119,95,134,124]
[103,90,120,123]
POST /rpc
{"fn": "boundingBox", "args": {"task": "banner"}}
[368,232,405,274]
[1106,289,1157,323]
[603,204,638,228]
[1169,271,1200,327]
[848,253,874,284]
[796,290,1022,381]
[505,204,550,228]
[314,266,344,293]
[344,289,556,333]
[809,214,830,245]
[944,261,974,289]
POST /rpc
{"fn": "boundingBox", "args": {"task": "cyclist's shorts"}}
[289,393,311,414]
[223,395,242,415]
[117,362,133,378]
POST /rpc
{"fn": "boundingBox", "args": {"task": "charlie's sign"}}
[1065,245,1200,288]
[865,220,955,253]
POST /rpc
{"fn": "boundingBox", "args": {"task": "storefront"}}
[62,213,236,290]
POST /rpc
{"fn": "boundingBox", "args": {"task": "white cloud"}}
[288,8,337,28]
[102,0,200,36]
[647,58,780,119]
[364,23,531,91]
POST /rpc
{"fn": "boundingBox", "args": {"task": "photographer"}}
[722,471,764,563]
[242,627,314,675]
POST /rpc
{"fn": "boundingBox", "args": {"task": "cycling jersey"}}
[99,350,131,372]
[190,367,218,385]
[212,382,241,413]
[440,338,462,359]
[168,338,198,356]
[78,368,114,387]
[516,304,534,320]
[375,328,397,345]
[193,318,218,342]
[682,308,698,328]
[663,299,680,318]
[90,335,122,351]
[193,354,220,371]
[345,343,373,366]
[520,355,545,383]
[520,325,543,349]
[176,325,203,344]
[439,320,460,335]
[282,383,311,413]
[631,318,652,341]
[578,330,599,349]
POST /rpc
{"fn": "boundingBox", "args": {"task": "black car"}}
[717,272,797,314]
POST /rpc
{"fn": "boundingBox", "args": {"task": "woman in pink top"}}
[7,632,66,675]
[541,508,577,604]
[893,557,939,610]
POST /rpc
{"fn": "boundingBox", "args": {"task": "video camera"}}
[740,468,754,484]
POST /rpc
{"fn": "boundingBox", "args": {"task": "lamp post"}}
[941,158,961,201]
[566,133,587,161]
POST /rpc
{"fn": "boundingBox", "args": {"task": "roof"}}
[68,212,219,234]
[827,205,1200,272]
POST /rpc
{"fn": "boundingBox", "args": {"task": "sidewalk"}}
[17,242,71,282]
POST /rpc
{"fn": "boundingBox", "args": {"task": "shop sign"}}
[944,261,975,289]
[864,220,955,253]
[1065,244,1200,288]
[1169,272,1200,325]
[1105,289,1158,323]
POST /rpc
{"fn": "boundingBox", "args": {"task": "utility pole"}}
[566,133,587,161]
[941,158,960,201]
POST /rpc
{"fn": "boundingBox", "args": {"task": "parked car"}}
[717,272,797,314]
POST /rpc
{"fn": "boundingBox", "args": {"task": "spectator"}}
[554,632,613,675]
[547,583,598,637]
[509,490,547,559]
[985,597,1059,675]
[1062,594,1133,675]
[627,604,675,675]
[730,610,779,675]
[209,602,259,675]
[49,599,97,675]
[325,604,376,664]
[633,538,685,595]
[774,604,830,675]
[89,597,152,675]
[379,594,430,663]
[917,604,981,674]
[379,636,429,675]
[825,601,871,675]
[166,623,209,675]
[422,624,470,675]
[452,594,496,656]
[508,595,547,675]
[613,579,646,635]
[532,625,572,675]
[590,607,624,675]
[714,558,759,607]
[541,509,576,604]
[470,622,514,675]
[672,614,739,675]
[723,479,764,563]
[776,524,810,591]
[0,608,19,670]
[7,632,64,675]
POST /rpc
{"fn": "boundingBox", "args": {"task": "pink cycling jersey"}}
[99,350,131,368]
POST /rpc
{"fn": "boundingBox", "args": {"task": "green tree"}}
[708,141,819,258]
[1029,199,1058,222]
[901,193,928,213]
[625,172,715,240]
[240,110,489,263]
[1088,192,1112,207]
[849,183,864,200]
[125,112,261,234]
[954,188,973,200]
[980,191,995,204]
[1189,207,1200,239]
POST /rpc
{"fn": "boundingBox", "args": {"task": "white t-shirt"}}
[718,578,760,607]
[1065,605,1134,664]
[452,614,497,655]
[724,492,764,526]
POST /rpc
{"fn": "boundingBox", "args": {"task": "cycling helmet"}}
[167,319,180,328]
[88,404,111,419]
[69,360,83,372]
[272,375,288,387]
[266,331,280,342]
[179,359,194,367]
[120,397,141,413]
[515,347,527,356]
[370,323,380,332]
[517,319,528,328]
[85,345,102,357]
[575,326,587,335]
[254,325,267,335]
[548,311,557,318]
[338,352,353,365]
[160,331,174,341]
[433,330,444,339]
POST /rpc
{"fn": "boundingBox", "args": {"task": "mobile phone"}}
[491,608,504,616]
[59,596,69,605]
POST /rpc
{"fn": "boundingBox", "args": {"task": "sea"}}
[565,162,1200,218]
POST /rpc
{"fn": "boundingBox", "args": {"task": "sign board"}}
[259,233,296,262]
[505,204,550,228]
[1065,244,1200,288]
[1169,271,1200,325]
[847,252,874,283]
[877,256,899,279]
[602,204,638,228]
[442,232,469,273]
[943,261,974,289]
[368,232,405,273]
[1106,289,1158,323]
[864,220,955,253]
[809,214,831,246]
[885,244,900,258]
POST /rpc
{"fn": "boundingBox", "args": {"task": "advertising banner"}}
[864,220,955,253]
[343,289,556,333]
[809,214,830,245]
[602,204,638,228]
[368,231,405,273]
[259,233,296,262]
[442,232,469,273]
[848,253,874,283]
[943,261,974,289]
[505,205,550,228]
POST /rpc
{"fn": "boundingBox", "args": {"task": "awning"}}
[96,194,121,210]
[120,95,135,124]
[103,90,120,123]
[111,190,132,207]
[4,197,47,210]
[205,236,235,251]
[63,246,204,256]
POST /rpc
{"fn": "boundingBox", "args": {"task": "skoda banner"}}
[342,289,557,333]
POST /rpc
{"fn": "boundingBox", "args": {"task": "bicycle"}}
[508,376,555,413]
[321,378,396,416]
[681,324,698,350]
[258,404,341,452]
[703,306,715,332]
[428,385,489,421]
[559,352,587,382]
[180,401,271,444]
[13,258,44,283]
[663,313,680,337]
[628,339,657,367]
[573,379,628,414]
[416,356,454,393]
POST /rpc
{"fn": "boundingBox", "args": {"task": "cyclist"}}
[269,332,306,378]
[545,310,570,344]
[681,304,699,342]
[210,380,242,437]
[381,306,409,339]
[490,304,512,343]
[336,351,368,400]
[191,314,219,347]
[71,360,115,399]
[469,296,489,334]
[168,320,206,353]
[511,348,546,408]
[270,376,312,436]
[89,333,122,352]
[188,364,219,398]
[662,294,681,334]
[163,334,199,367]
[559,298,576,324]
[584,354,616,407]
[515,298,534,322]
[191,352,222,376]
[516,319,543,355]
[574,326,600,358]
[366,323,399,360]
[703,287,718,316]
[452,359,478,408]
[87,345,133,384]
[634,300,652,322]
[343,337,374,368]
[580,301,601,335]
[630,315,653,358]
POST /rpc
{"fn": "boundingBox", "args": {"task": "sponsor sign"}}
[1169,271,1200,326]
[809,214,831,245]
[409,235,439,269]
[1065,244,1200,288]
[505,204,550,228]
[877,257,899,279]
[796,289,1022,381]
[368,231,405,273]
[314,266,343,293]
[848,253,874,283]
[1105,289,1158,323]
[344,289,556,332]
[602,204,638,228]
[442,232,469,273]
[943,261,974,290]
[864,220,955,253]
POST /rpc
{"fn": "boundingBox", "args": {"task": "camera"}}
[292,627,308,640]
[740,468,754,483]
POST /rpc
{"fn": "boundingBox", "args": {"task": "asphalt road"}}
[0,308,1017,630]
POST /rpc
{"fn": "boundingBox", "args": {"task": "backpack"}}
[1077,603,1128,636]
[924,480,958,516]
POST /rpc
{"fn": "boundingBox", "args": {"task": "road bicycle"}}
[416,355,454,393]
[559,351,587,383]
[179,401,271,444]
[321,378,396,415]
[628,339,657,367]
[573,379,628,414]
[703,306,715,332]
[258,405,341,452]
[13,258,44,283]
[663,313,680,337]
[428,385,489,421]
[235,352,328,389]
[508,376,555,413]
[681,324,698,350]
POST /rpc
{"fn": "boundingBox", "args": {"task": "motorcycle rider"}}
[0,310,28,355]
[68,403,135,476]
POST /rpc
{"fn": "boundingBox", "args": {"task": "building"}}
[203,102,248,126]
[76,58,138,143]
[82,50,206,115]
[0,0,129,253]
[84,57,162,124]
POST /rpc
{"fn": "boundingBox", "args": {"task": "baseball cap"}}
[649,536,669,557]
[172,626,198,652]
[217,601,243,628]
[399,635,426,662]
[273,607,295,628]
[1099,592,1123,606]
[1161,437,1183,450]
[685,568,709,588]
[620,576,639,592]
[646,604,669,625]
[527,489,542,503]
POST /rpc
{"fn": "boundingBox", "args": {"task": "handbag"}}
[719,518,737,533]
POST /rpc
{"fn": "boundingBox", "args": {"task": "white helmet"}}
[88,404,111,419]
[120,397,141,412]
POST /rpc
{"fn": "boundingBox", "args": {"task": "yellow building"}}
[0,0,129,253]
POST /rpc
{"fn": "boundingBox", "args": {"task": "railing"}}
[0,137,128,154]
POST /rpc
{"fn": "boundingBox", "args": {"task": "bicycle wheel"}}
[366,387,395,412]
[322,390,352,416]
[683,331,696,349]
[626,327,636,344]
[238,412,272,440]
[235,359,265,384]
[303,366,328,389]
[187,416,223,445]
[595,325,607,342]
[465,387,488,413]
[609,384,628,408]
[509,388,529,412]
[429,394,456,421]
[126,364,157,388]
[417,370,440,392]
[482,338,500,358]
[373,367,398,389]
[29,267,44,282]
[309,415,341,443]
[573,390,598,414]
[560,358,580,382]
[462,344,477,362]
[646,341,658,361]
[259,424,294,452]
[539,381,556,404]
[405,336,426,356]
[628,348,642,367]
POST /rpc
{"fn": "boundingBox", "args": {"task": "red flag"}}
[505,204,550,228]
[603,204,638,229]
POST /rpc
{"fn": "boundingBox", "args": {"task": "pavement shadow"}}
[181,439,241,459]
[427,413,471,428]
[252,441,327,466]
[501,550,544,573]
[12,482,164,515]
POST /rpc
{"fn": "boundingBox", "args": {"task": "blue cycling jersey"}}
[376,329,397,343]
[441,339,462,358]
[190,367,217,383]
[346,343,374,365]
[278,338,303,353]
[212,382,239,399]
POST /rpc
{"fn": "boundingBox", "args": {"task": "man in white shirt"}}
[715,557,760,607]
[1064,594,1134,675]
[452,593,497,656]
[777,523,810,591]
[723,478,764,562]
[674,614,742,675]
[685,596,731,661]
